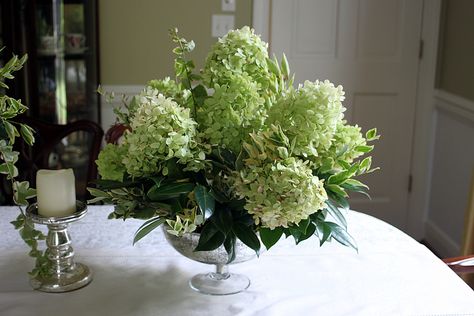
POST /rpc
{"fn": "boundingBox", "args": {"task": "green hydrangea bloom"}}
[122,87,205,177]
[146,77,192,107]
[202,26,272,91]
[327,122,367,165]
[96,143,128,181]
[236,157,327,229]
[198,74,266,153]
[267,80,346,158]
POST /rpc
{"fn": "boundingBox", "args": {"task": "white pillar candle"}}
[36,169,76,217]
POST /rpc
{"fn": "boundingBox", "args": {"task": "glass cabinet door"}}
[34,0,99,199]
[35,0,99,125]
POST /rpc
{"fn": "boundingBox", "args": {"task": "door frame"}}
[253,0,443,239]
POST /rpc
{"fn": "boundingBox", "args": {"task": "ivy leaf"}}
[20,124,35,146]
[13,181,36,205]
[133,217,166,245]
[260,227,283,250]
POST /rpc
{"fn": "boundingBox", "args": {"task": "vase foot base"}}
[30,263,93,293]
[189,272,250,295]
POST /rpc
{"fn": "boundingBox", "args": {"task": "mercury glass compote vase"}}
[162,226,257,295]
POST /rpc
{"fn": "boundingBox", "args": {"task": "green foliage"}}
[0,50,50,277]
[89,27,380,261]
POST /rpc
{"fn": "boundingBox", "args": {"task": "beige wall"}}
[99,0,252,85]
[436,0,474,101]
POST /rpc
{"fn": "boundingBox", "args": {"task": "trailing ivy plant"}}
[0,49,51,278]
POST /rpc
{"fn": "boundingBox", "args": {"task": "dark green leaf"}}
[195,222,226,251]
[318,221,332,246]
[194,185,215,219]
[295,223,316,244]
[224,234,236,263]
[325,200,347,228]
[260,227,283,250]
[326,222,358,251]
[147,182,194,201]
[232,223,260,254]
[212,207,233,235]
[133,217,166,245]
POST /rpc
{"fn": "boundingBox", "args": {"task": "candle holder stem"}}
[26,202,93,292]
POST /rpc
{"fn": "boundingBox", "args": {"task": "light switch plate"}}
[222,0,236,12]
[212,15,235,37]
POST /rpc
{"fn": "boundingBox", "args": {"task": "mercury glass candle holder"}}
[25,201,93,292]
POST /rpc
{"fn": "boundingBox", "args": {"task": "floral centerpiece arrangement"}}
[90,27,378,262]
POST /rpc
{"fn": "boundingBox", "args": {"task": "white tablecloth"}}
[1,205,473,316]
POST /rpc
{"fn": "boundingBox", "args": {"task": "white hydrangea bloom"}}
[122,88,205,177]
[236,158,328,229]
[267,80,346,158]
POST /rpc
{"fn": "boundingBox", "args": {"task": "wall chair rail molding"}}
[99,85,143,132]
[425,89,474,258]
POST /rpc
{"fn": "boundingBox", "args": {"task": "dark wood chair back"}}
[13,117,104,201]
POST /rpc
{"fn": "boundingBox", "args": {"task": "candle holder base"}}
[30,263,93,293]
[26,201,93,293]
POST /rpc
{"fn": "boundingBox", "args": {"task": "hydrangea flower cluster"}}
[325,123,367,165]
[146,77,192,107]
[197,75,266,152]
[96,143,128,181]
[120,87,205,177]
[267,80,346,158]
[235,126,327,229]
[202,26,272,90]
[236,157,327,229]
[92,26,377,255]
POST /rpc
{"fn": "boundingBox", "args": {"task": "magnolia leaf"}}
[260,227,283,250]
[224,234,237,264]
[317,221,332,246]
[212,207,232,235]
[194,185,215,219]
[232,223,260,254]
[295,223,316,245]
[147,182,194,201]
[195,222,225,251]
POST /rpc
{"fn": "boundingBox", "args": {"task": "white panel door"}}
[271,0,423,229]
